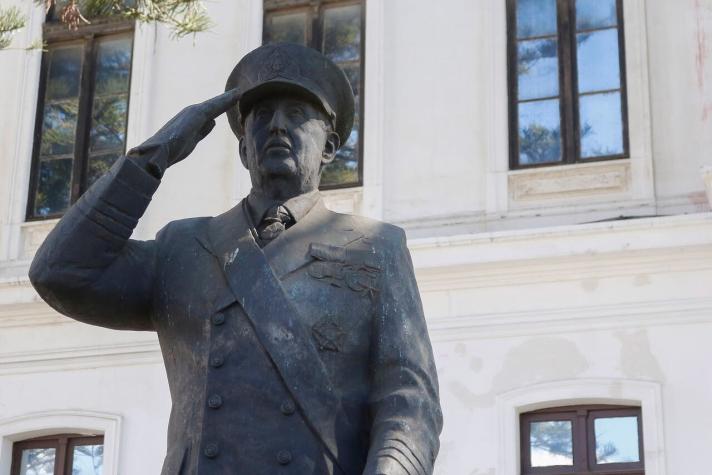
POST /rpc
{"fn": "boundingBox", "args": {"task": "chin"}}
[259,156,298,178]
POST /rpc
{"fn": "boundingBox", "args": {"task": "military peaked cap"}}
[225,42,355,148]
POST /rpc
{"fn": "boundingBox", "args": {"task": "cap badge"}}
[258,48,301,82]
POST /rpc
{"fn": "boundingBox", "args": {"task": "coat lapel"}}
[196,200,358,475]
[263,199,365,279]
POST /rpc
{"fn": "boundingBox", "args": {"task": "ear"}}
[321,131,340,166]
[238,137,248,169]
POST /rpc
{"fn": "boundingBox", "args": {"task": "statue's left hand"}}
[128,88,241,178]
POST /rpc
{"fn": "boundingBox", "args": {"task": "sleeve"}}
[363,227,443,475]
[28,154,163,331]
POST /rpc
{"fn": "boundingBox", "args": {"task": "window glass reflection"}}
[577,29,620,93]
[321,111,359,187]
[47,46,83,100]
[579,91,623,158]
[323,5,361,63]
[87,153,120,188]
[41,101,79,156]
[576,0,617,30]
[517,0,558,39]
[518,38,559,100]
[95,37,132,95]
[19,447,56,475]
[90,96,128,152]
[595,416,640,464]
[34,158,73,216]
[87,36,131,186]
[518,99,562,165]
[530,420,574,467]
[340,63,360,95]
[72,444,104,475]
[594,416,640,464]
[264,12,308,45]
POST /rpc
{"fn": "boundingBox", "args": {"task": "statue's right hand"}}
[128,88,241,177]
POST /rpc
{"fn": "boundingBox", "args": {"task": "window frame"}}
[10,433,104,475]
[263,0,366,190]
[26,16,135,221]
[506,0,630,170]
[520,405,644,475]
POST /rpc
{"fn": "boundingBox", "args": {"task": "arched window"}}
[10,433,103,475]
[520,405,643,474]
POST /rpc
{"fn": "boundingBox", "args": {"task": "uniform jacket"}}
[29,157,442,475]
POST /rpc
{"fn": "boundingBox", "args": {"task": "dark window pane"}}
[518,99,562,165]
[580,91,623,158]
[34,158,73,217]
[264,11,308,45]
[577,28,620,93]
[71,444,104,475]
[40,101,79,156]
[323,4,361,62]
[576,0,617,30]
[339,62,360,95]
[19,447,56,475]
[321,110,359,187]
[87,153,121,187]
[517,38,559,100]
[90,95,128,152]
[530,420,574,467]
[46,45,83,100]
[594,416,640,464]
[517,0,558,39]
[95,37,132,96]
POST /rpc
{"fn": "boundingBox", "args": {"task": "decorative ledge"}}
[509,160,631,205]
[321,186,363,215]
[19,219,58,261]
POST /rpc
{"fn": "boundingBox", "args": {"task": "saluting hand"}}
[128,88,241,178]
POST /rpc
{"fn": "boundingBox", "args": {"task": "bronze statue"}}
[29,43,442,475]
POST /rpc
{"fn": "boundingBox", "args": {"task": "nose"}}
[268,108,288,135]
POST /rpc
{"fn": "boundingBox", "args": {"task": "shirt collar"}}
[247,188,321,224]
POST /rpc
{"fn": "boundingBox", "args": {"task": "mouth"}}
[264,139,292,154]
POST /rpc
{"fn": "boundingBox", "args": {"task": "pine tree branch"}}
[0,0,213,51]
[0,6,27,49]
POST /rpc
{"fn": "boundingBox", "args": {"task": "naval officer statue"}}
[29,43,442,475]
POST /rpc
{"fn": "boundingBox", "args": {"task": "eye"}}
[287,106,305,119]
[253,107,271,120]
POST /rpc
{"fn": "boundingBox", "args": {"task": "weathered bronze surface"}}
[29,43,442,475]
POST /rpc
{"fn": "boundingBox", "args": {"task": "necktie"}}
[257,205,293,244]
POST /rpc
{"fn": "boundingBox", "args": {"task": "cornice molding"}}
[415,244,712,291]
[428,296,712,342]
[0,340,162,376]
[0,302,67,328]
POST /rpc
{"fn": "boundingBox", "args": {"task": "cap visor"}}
[239,80,332,121]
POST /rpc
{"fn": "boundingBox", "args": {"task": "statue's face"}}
[240,93,339,195]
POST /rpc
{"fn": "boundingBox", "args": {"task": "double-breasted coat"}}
[29,156,442,474]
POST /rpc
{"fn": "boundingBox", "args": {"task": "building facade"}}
[1,0,711,473]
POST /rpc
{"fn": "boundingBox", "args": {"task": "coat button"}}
[208,394,223,409]
[210,355,224,368]
[277,449,292,465]
[280,400,295,415]
[212,313,225,326]
[204,442,219,458]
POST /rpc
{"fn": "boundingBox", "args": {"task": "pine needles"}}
[0,6,26,49]
[0,0,213,50]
